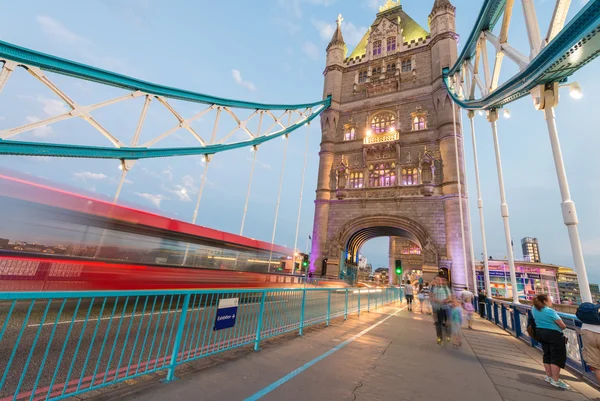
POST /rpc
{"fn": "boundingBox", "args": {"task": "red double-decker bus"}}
[0,174,304,291]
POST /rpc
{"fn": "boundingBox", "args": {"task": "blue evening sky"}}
[0,0,598,282]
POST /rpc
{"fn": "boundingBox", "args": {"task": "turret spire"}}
[327,14,345,51]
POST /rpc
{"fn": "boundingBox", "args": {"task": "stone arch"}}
[331,214,438,264]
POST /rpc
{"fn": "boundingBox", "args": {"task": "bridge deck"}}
[90,305,600,401]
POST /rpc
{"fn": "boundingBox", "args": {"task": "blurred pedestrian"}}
[477,288,487,318]
[450,297,463,347]
[404,280,415,312]
[532,294,570,390]
[431,276,452,345]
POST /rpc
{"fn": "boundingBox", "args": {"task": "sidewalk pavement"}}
[87,303,600,401]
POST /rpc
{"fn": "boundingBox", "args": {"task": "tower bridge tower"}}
[311,0,472,290]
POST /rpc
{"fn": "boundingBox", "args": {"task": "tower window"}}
[349,172,364,189]
[344,128,356,141]
[370,112,396,134]
[373,40,382,56]
[402,168,418,185]
[358,71,368,83]
[411,115,427,131]
[372,66,382,76]
[401,59,412,72]
[387,63,396,73]
[387,37,397,52]
[369,163,395,187]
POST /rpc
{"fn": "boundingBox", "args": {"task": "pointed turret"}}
[327,14,346,51]
[430,0,455,14]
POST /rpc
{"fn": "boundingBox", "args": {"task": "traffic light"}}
[395,259,402,275]
[302,254,309,268]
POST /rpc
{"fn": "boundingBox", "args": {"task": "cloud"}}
[247,156,271,170]
[35,15,126,71]
[312,19,367,47]
[38,96,69,116]
[73,171,108,180]
[273,18,301,35]
[302,41,320,61]
[162,166,174,181]
[232,69,257,91]
[136,192,167,208]
[36,15,91,46]
[24,116,55,137]
[366,0,381,9]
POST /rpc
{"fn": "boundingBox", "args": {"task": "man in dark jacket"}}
[477,288,487,318]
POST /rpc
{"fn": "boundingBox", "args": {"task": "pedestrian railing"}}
[484,298,595,383]
[0,286,402,400]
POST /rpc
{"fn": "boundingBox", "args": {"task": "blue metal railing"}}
[484,298,596,384]
[0,287,402,400]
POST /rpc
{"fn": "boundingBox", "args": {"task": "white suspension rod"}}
[452,101,469,291]
[468,111,492,299]
[268,112,292,272]
[292,121,311,275]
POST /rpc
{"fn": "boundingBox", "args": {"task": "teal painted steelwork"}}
[444,0,600,110]
[0,99,328,159]
[486,299,596,384]
[0,287,400,400]
[0,40,328,111]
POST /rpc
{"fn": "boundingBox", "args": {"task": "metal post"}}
[326,291,331,326]
[254,292,267,351]
[488,109,519,304]
[543,99,592,303]
[468,112,492,299]
[357,290,361,316]
[165,293,190,382]
[513,305,522,338]
[452,101,470,291]
[299,288,307,336]
[367,290,371,313]
[501,304,507,330]
[344,288,348,320]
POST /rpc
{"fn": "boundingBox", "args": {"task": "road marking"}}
[26,300,287,327]
[243,305,406,401]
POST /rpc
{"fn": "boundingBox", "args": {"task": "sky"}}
[0,0,599,282]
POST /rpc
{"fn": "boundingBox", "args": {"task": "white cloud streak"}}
[232,69,257,91]
[136,192,167,208]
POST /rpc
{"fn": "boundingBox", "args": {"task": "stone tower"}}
[310,0,472,291]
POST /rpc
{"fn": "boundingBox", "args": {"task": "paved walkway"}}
[87,303,600,401]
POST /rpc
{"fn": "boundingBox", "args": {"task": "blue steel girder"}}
[0,40,327,111]
[444,0,600,110]
[0,39,331,159]
[0,105,325,159]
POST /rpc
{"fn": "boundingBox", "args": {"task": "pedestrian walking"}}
[477,288,487,318]
[404,280,415,312]
[532,294,571,390]
[460,287,475,329]
[430,276,452,345]
[450,297,463,347]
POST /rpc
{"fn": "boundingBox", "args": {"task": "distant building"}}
[557,267,600,304]
[0,238,9,248]
[521,237,541,263]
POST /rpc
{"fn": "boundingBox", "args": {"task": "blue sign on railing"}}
[214,297,239,331]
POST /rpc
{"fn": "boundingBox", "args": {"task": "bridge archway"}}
[332,215,439,284]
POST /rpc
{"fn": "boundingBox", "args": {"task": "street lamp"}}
[569,82,583,99]
[502,109,511,119]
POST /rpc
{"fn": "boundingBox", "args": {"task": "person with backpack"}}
[576,301,600,383]
[532,294,570,390]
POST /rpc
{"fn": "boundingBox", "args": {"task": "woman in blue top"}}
[532,294,570,390]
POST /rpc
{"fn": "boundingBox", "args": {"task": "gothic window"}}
[369,163,396,187]
[372,66,382,76]
[349,172,364,189]
[372,40,382,56]
[401,59,412,73]
[421,162,433,183]
[370,112,396,134]
[387,63,396,73]
[402,168,418,186]
[387,37,397,52]
[411,113,427,131]
[358,70,368,83]
[344,128,356,141]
